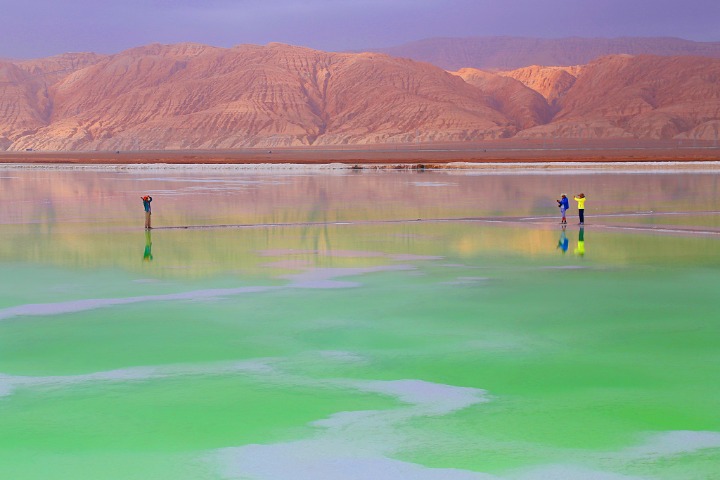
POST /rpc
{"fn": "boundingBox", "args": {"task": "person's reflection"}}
[143,230,153,262]
[557,226,569,254]
[574,226,585,257]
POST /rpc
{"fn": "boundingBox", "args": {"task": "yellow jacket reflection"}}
[574,227,585,256]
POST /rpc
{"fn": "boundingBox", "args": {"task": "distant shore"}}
[2,140,720,166]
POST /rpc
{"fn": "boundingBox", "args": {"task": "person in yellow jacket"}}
[574,193,586,225]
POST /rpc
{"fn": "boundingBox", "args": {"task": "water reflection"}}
[1,169,719,274]
[301,184,332,254]
[574,226,585,257]
[143,230,153,262]
[556,226,569,254]
[1,169,719,229]
[1,169,719,480]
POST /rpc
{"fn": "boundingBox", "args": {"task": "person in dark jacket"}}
[557,194,569,224]
[142,195,153,229]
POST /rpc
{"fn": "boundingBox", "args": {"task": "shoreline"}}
[2,161,719,173]
[2,143,720,167]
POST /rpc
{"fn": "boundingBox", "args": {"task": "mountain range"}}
[1,38,719,151]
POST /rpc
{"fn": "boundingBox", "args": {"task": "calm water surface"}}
[1,166,719,479]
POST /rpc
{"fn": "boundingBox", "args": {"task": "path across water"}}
[151,210,720,237]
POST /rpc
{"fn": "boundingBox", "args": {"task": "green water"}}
[1,167,719,479]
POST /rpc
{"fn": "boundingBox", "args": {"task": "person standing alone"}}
[142,195,153,229]
[574,193,586,225]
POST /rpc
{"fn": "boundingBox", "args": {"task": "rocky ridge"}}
[1,42,719,151]
[517,55,720,140]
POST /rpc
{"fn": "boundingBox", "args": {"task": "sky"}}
[1,0,719,59]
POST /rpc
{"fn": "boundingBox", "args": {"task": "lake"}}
[1,164,719,479]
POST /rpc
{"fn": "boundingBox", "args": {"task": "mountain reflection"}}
[0,169,718,275]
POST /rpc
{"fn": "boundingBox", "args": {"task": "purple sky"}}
[2,0,719,59]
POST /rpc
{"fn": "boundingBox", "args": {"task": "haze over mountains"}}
[1,37,719,151]
[372,36,720,70]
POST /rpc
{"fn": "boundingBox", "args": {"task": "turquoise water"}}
[1,166,719,479]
